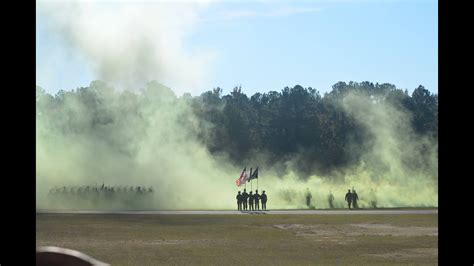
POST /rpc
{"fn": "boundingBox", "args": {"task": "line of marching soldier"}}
[236,189,267,211]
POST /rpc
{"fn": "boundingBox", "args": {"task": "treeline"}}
[190,82,437,176]
[36,81,438,177]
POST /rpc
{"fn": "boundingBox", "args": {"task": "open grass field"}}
[36,212,438,265]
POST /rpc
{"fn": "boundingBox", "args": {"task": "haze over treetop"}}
[36,81,438,209]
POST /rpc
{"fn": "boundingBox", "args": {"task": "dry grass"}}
[36,213,438,265]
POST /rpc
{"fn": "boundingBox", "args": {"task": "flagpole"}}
[256,167,259,191]
[249,168,252,191]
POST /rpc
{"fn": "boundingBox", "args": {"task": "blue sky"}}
[36,0,437,97]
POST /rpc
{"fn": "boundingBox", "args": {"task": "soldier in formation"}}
[47,184,154,209]
[254,190,260,211]
[260,190,267,211]
[238,189,268,212]
[236,191,242,211]
[248,191,254,211]
[242,189,249,211]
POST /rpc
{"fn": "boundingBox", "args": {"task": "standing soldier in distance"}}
[369,188,377,208]
[352,189,359,209]
[248,191,254,211]
[236,191,243,211]
[305,188,312,208]
[328,191,335,209]
[345,189,352,209]
[260,190,267,211]
[254,190,260,211]
[242,189,249,211]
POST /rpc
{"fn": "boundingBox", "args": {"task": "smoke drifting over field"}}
[37,81,234,210]
[36,1,437,210]
[36,81,437,210]
[38,1,214,94]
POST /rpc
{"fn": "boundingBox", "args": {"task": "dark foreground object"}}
[37,246,109,266]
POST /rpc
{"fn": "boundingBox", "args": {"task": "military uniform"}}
[345,190,352,209]
[261,191,267,211]
[248,192,254,211]
[254,190,260,211]
[242,190,249,210]
[352,190,359,209]
[236,192,243,211]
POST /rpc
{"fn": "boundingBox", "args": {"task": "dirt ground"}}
[36,213,438,265]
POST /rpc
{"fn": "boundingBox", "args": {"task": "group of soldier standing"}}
[236,189,268,211]
[344,189,359,209]
[47,184,154,209]
[236,187,377,210]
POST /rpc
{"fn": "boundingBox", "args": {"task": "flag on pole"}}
[248,167,258,181]
[243,168,251,183]
[236,167,248,187]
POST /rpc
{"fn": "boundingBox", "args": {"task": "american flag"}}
[235,167,248,187]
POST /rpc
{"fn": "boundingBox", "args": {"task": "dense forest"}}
[36,81,438,179]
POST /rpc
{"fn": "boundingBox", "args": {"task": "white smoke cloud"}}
[37,0,325,94]
[38,0,216,95]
